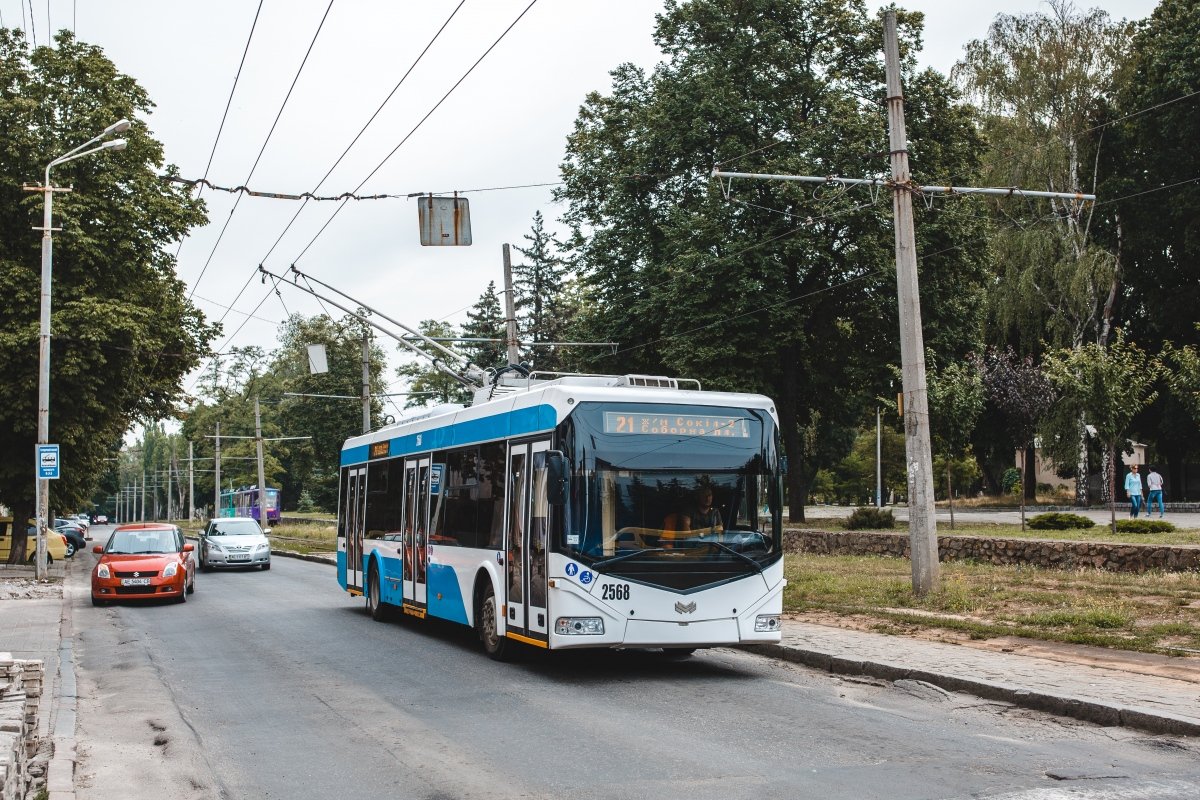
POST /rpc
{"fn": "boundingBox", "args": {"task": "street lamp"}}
[30,120,129,579]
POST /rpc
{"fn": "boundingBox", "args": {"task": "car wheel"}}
[187,573,196,594]
[366,563,388,621]
[262,561,271,571]
[176,579,188,603]
[91,595,105,607]
[200,557,209,573]
[65,542,76,558]
[478,582,512,661]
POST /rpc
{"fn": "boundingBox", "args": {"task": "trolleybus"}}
[337,373,785,659]
[219,486,281,525]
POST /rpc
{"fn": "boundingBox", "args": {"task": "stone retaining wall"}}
[784,529,1200,572]
[0,656,44,800]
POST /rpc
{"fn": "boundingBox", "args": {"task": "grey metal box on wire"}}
[417,195,472,246]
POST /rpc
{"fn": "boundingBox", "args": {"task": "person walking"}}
[1146,465,1165,518]
[1124,463,1144,518]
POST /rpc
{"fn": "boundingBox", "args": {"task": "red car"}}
[91,523,196,606]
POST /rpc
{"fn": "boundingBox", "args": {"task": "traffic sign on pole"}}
[37,444,60,479]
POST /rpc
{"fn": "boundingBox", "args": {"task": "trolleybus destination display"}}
[602,412,750,438]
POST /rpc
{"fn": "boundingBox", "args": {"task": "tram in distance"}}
[337,372,785,659]
[219,486,281,525]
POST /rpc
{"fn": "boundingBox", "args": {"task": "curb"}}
[244,550,1200,738]
[273,550,336,566]
[744,642,1200,738]
[47,559,78,800]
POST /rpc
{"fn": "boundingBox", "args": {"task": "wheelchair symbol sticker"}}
[565,563,579,577]
[579,570,594,585]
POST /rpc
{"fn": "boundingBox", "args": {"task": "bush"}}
[1114,518,1176,534]
[1029,512,1096,530]
[1001,467,1021,496]
[846,507,895,530]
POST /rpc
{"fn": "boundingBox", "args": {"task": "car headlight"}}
[96,564,110,579]
[209,542,224,552]
[255,542,270,552]
[163,562,178,578]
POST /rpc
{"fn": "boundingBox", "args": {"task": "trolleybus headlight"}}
[555,617,604,635]
[754,614,781,632]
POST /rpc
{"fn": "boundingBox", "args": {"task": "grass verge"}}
[269,522,337,555]
[784,552,1200,655]
[791,518,1200,546]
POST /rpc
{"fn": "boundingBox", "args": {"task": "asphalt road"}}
[71,551,1200,800]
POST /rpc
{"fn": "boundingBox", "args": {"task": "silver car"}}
[199,517,272,571]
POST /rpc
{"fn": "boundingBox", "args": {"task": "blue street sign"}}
[37,444,60,480]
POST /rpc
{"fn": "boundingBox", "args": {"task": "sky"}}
[2,0,1163,414]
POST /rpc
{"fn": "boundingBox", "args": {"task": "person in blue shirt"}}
[1124,464,1144,518]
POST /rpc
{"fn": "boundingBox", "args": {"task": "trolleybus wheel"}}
[367,563,388,621]
[478,583,511,661]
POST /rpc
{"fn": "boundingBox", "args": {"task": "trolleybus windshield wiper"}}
[697,539,764,573]
[591,548,666,569]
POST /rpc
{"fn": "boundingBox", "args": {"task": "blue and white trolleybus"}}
[336,373,785,659]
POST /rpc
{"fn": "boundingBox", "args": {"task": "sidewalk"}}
[0,562,77,800]
[748,621,1200,737]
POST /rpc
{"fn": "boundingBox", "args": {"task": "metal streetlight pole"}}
[29,120,129,579]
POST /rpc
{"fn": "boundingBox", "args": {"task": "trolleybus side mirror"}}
[546,451,568,505]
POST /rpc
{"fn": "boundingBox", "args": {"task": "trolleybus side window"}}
[365,459,403,539]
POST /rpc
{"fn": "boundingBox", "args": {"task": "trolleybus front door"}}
[504,440,549,645]
[402,456,431,612]
[344,466,367,592]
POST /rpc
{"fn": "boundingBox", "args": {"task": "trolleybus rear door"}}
[402,456,431,612]
[344,467,367,591]
[504,440,550,645]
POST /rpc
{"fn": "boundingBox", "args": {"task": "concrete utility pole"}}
[140,470,146,522]
[214,422,221,520]
[501,244,521,367]
[255,397,267,529]
[362,328,371,434]
[188,441,195,522]
[166,448,174,522]
[882,10,939,593]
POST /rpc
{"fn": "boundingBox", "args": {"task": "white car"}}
[199,517,272,571]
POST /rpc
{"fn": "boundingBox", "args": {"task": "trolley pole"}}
[255,397,268,528]
[501,244,521,366]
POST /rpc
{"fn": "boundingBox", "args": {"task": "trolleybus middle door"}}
[505,439,550,645]
[344,466,367,592]
[402,456,431,611]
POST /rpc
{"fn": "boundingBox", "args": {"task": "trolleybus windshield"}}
[560,402,782,590]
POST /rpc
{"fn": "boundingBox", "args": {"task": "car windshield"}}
[107,530,179,554]
[209,521,262,537]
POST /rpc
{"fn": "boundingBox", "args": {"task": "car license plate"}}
[121,578,150,586]
[228,555,250,562]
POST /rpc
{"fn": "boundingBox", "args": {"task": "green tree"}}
[512,211,571,371]
[1101,0,1200,498]
[460,281,506,373]
[1043,330,1158,531]
[926,354,984,528]
[954,0,1135,506]
[555,0,988,520]
[269,314,385,511]
[394,320,472,408]
[0,31,216,561]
